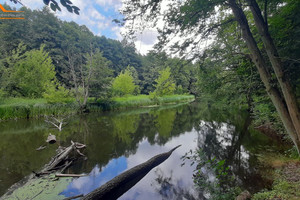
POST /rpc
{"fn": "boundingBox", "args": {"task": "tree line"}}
[0,5,198,111]
[121,0,300,154]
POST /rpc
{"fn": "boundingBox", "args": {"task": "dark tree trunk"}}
[228,0,300,154]
[82,145,181,200]
[247,0,300,144]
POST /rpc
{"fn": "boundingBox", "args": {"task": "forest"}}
[0,0,300,199]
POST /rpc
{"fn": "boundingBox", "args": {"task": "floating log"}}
[36,145,46,151]
[55,174,87,177]
[82,145,181,200]
[39,141,86,175]
[63,194,84,200]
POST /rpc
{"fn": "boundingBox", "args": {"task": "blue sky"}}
[0,0,123,39]
[0,0,156,54]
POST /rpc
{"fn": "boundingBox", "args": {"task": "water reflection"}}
[0,103,276,199]
[60,157,127,197]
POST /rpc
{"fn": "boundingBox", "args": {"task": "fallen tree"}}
[35,141,86,176]
[2,141,87,199]
[82,145,181,200]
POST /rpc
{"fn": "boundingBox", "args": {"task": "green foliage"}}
[88,50,114,99]
[253,179,300,200]
[111,94,194,109]
[43,83,70,104]
[0,98,77,120]
[0,6,142,88]
[152,67,176,97]
[1,45,57,98]
[112,69,138,96]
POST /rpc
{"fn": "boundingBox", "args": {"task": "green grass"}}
[0,95,195,120]
[110,94,195,110]
[252,151,300,200]
[0,98,78,120]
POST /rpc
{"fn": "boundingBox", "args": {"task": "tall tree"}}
[0,44,57,98]
[67,49,111,112]
[121,0,300,153]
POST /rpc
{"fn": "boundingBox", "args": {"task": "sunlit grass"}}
[111,94,195,109]
[0,95,195,120]
[0,98,78,120]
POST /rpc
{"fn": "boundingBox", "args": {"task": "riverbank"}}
[250,125,300,200]
[0,94,195,120]
[252,151,300,200]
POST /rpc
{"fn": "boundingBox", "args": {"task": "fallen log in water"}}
[55,173,87,178]
[37,141,86,176]
[82,145,181,200]
[63,194,84,200]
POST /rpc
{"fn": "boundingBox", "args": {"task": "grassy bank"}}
[0,95,195,120]
[0,98,78,120]
[109,94,195,110]
[252,150,300,200]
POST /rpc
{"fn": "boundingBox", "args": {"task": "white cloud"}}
[19,0,44,10]
[133,29,158,55]
[96,0,122,11]
[89,7,105,21]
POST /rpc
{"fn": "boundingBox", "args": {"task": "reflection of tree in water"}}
[111,114,140,145]
[152,168,198,200]
[153,109,177,141]
[194,111,269,194]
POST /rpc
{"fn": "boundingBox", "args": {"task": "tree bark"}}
[82,145,181,200]
[228,0,300,154]
[247,0,300,144]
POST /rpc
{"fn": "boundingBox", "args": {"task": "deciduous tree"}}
[121,0,300,154]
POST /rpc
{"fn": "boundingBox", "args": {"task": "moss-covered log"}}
[82,145,181,200]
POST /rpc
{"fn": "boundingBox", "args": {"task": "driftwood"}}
[46,133,57,144]
[36,141,86,176]
[63,194,84,200]
[55,173,87,177]
[36,145,46,151]
[82,145,181,200]
[45,116,68,131]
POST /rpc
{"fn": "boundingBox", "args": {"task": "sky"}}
[0,0,156,55]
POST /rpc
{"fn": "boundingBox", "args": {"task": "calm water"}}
[0,103,276,199]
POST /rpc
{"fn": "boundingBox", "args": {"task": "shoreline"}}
[0,95,195,121]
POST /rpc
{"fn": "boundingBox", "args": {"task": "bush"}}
[43,83,70,104]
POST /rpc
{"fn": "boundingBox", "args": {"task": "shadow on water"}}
[0,102,280,199]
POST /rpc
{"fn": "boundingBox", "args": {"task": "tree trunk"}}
[247,0,300,142]
[228,0,300,154]
[82,145,181,200]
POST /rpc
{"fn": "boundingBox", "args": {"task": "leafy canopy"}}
[153,67,175,96]
[1,44,58,98]
[112,69,138,96]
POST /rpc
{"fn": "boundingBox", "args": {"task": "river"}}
[0,102,278,199]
